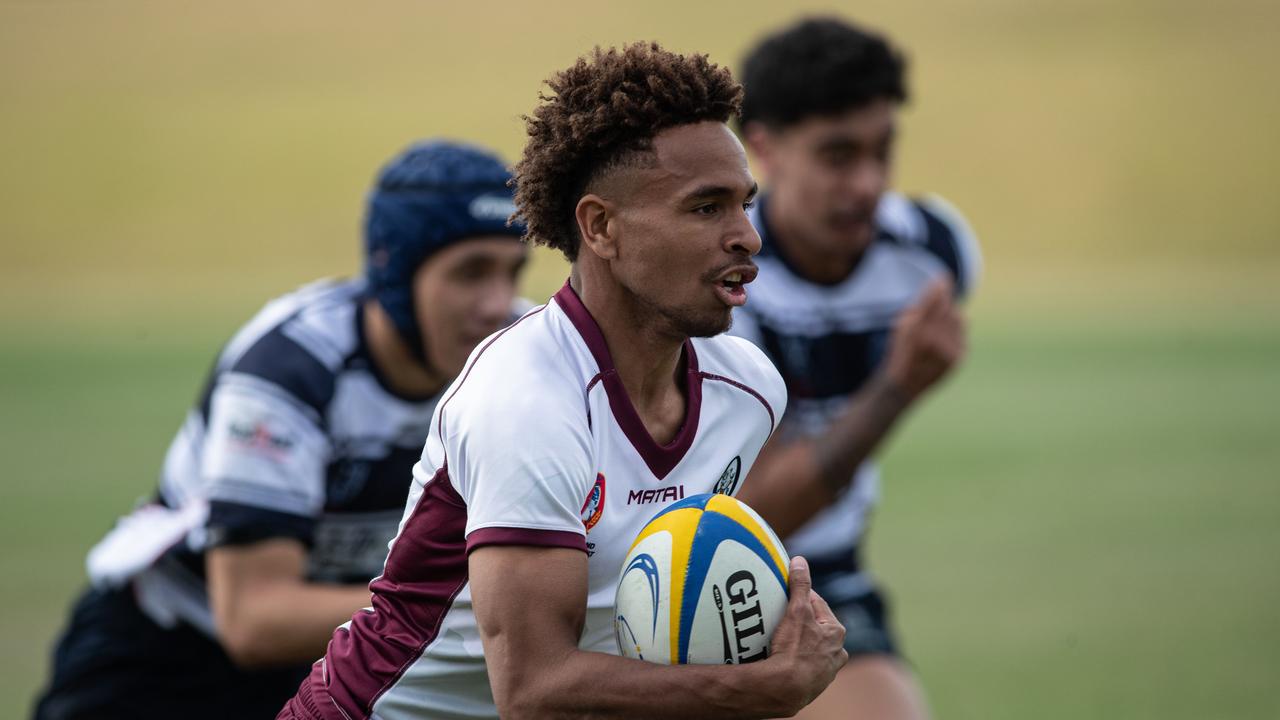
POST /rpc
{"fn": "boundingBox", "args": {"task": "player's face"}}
[751,98,897,260]
[607,122,760,338]
[412,236,527,377]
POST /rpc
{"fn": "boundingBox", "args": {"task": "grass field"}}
[2,1,1279,718]
[5,280,1278,719]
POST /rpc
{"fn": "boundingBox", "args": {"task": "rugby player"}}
[731,17,982,720]
[32,140,530,720]
[277,43,847,720]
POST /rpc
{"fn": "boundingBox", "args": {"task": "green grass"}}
[873,312,1280,719]
[5,295,1278,719]
[3,0,1279,717]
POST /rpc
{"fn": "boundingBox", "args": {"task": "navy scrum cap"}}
[364,139,526,350]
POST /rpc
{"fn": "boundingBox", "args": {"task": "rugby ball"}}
[614,493,789,665]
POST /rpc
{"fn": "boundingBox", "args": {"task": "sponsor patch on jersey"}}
[714,456,742,495]
[228,419,295,459]
[580,473,606,531]
[309,511,402,583]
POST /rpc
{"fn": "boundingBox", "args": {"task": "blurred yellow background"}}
[2,1,1277,718]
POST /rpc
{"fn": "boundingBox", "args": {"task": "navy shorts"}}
[32,585,308,720]
[808,549,900,658]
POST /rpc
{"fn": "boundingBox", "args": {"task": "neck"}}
[570,269,687,433]
[362,300,449,399]
[769,196,862,285]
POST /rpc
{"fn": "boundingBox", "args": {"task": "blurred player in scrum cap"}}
[732,17,982,720]
[32,140,529,720]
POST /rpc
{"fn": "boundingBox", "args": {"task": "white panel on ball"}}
[614,493,789,666]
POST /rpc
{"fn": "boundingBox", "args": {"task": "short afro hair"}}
[513,42,743,261]
[740,17,908,130]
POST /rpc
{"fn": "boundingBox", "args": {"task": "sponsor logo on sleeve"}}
[580,473,606,532]
[228,419,295,459]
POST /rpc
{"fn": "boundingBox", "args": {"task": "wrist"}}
[736,656,804,718]
[870,370,917,410]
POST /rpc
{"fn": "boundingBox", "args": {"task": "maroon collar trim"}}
[553,280,702,480]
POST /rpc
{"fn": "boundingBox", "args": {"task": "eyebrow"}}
[683,181,759,204]
[817,126,896,152]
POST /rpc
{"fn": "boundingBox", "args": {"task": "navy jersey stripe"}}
[914,201,967,296]
[228,326,337,417]
[759,325,890,400]
[324,445,424,513]
[206,500,315,548]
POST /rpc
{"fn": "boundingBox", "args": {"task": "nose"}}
[477,277,515,325]
[844,160,887,206]
[725,208,762,257]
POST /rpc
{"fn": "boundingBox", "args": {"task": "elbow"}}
[492,670,565,719]
[497,695,559,720]
[494,682,550,719]
[216,616,281,669]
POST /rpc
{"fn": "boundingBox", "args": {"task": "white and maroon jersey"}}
[731,191,981,569]
[315,281,787,720]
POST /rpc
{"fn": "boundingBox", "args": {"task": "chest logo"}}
[714,456,742,496]
[627,486,686,506]
[581,473,606,532]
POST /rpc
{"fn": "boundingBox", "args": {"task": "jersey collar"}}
[553,280,702,480]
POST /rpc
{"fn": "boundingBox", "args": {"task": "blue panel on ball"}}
[675,511,789,664]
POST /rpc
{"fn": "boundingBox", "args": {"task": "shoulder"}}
[436,303,592,440]
[218,278,363,416]
[876,191,983,297]
[693,334,787,433]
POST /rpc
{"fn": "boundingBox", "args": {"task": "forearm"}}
[207,539,371,667]
[495,646,795,720]
[741,372,912,537]
[809,372,912,492]
[473,547,840,719]
[218,581,370,667]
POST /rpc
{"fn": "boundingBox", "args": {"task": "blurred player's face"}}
[412,237,527,377]
[603,122,760,338]
[747,98,897,267]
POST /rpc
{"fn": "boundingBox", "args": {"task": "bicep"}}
[468,546,589,703]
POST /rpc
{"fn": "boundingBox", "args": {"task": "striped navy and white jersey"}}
[731,191,982,565]
[87,278,451,637]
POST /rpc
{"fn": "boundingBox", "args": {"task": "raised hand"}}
[883,275,967,400]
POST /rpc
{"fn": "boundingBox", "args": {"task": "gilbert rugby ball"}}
[614,493,789,665]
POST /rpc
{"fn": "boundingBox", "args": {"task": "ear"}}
[575,193,619,261]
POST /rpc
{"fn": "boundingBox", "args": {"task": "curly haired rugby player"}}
[277,43,847,720]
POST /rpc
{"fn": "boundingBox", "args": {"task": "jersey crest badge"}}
[581,473,606,531]
[713,457,741,496]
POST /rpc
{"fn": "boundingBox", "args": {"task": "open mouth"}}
[713,269,753,307]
